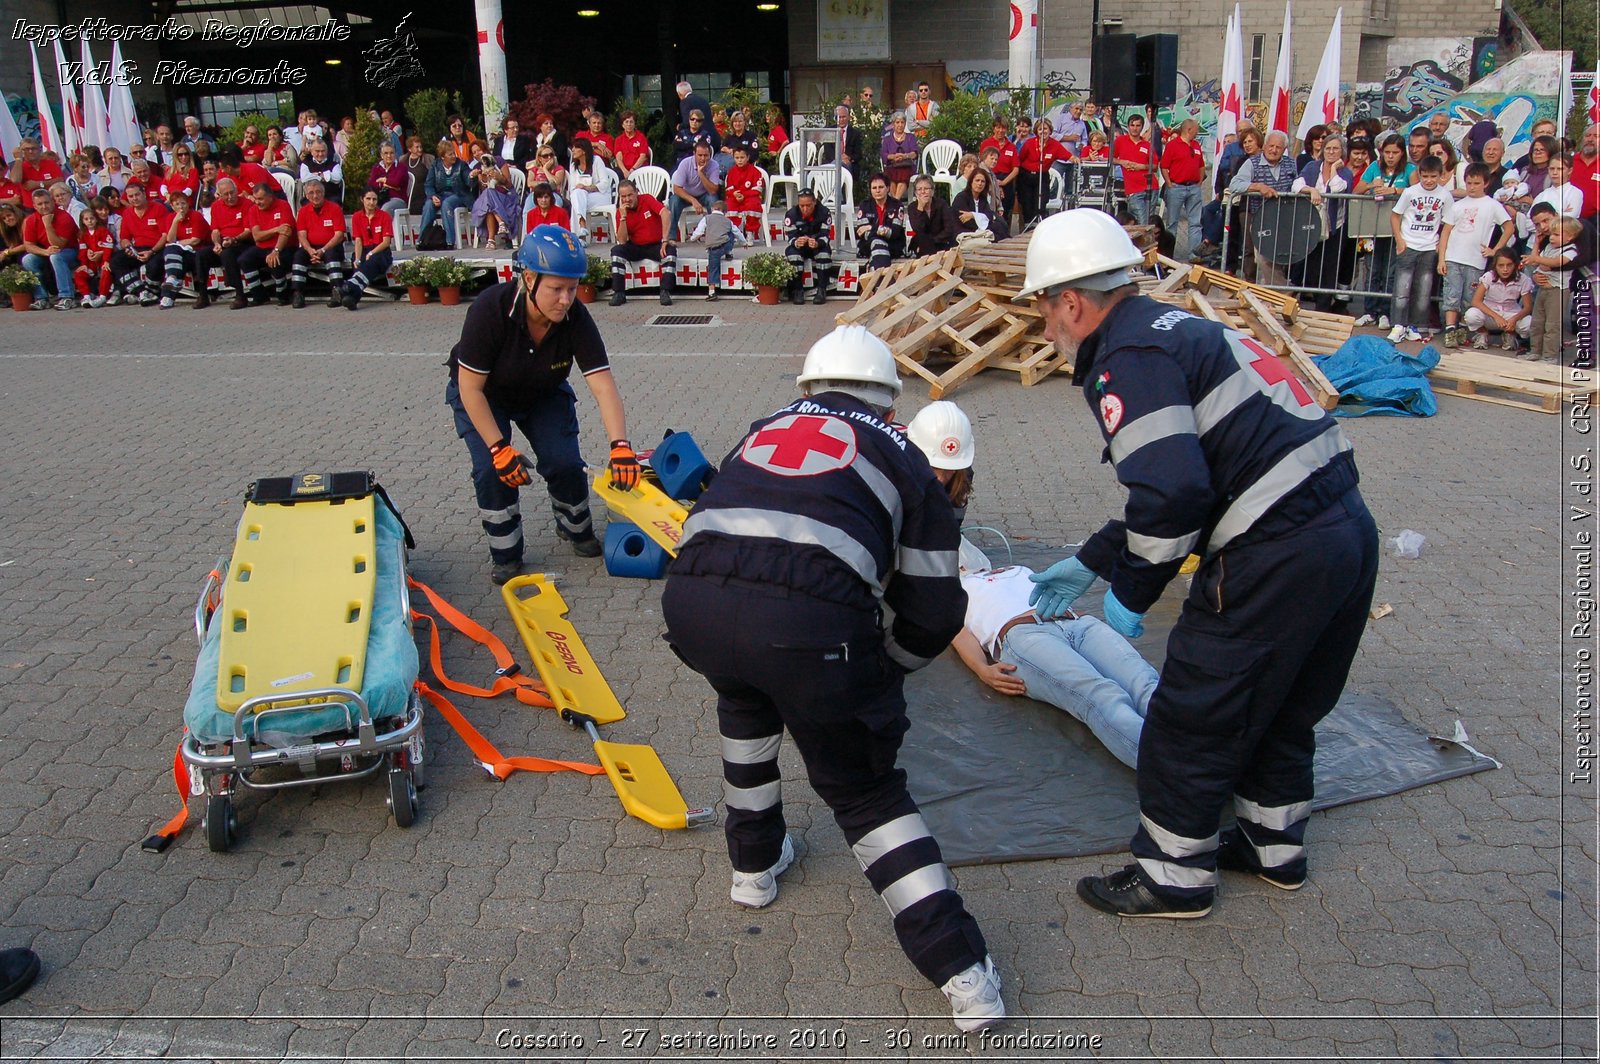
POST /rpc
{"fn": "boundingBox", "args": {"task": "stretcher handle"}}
[561,708,602,743]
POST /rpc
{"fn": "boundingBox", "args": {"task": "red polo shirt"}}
[249,199,295,249]
[1160,137,1206,185]
[170,211,211,245]
[231,162,278,198]
[1018,136,1070,173]
[1572,152,1599,219]
[349,208,393,247]
[618,194,665,246]
[240,142,266,164]
[210,198,252,241]
[575,129,615,159]
[980,136,1020,175]
[22,209,77,249]
[21,159,64,187]
[1115,134,1156,194]
[296,200,346,247]
[0,177,24,205]
[159,168,200,205]
[614,131,650,171]
[121,202,171,249]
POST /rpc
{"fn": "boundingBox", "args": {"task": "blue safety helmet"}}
[514,225,587,278]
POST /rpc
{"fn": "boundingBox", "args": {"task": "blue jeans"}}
[445,379,594,564]
[1362,238,1395,317]
[1162,183,1204,260]
[1126,189,1153,225]
[999,616,1159,770]
[23,248,77,299]
[705,232,736,289]
[669,191,715,242]
[1391,246,1438,329]
[421,195,468,245]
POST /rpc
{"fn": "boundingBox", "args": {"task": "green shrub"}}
[406,87,472,150]
[608,94,673,170]
[925,91,1001,153]
[218,112,276,155]
[342,107,385,211]
[583,254,611,287]
[392,257,431,286]
[0,264,40,294]
[425,257,474,289]
[742,252,797,288]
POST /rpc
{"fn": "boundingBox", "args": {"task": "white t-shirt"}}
[961,566,1048,656]
[1442,194,1511,267]
[1391,184,1453,251]
[1533,182,1583,218]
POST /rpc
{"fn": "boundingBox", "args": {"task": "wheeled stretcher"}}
[178,473,424,852]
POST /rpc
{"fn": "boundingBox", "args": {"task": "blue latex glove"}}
[1102,588,1146,639]
[1028,556,1097,620]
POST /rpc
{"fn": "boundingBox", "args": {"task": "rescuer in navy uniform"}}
[1018,209,1380,919]
[660,326,1004,1033]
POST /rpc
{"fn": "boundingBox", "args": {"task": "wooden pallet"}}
[1427,351,1596,414]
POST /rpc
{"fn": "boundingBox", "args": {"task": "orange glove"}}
[608,439,640,491]
[490,441,533,487]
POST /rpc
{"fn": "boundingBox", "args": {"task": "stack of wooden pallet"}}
[1426,351,1594,414]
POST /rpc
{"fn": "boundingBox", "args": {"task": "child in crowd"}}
[1531,155,1582,219]
[74,206,114,308]
[1462,248,1533,351]
[1436,163,1514,348]
[722,145,765,239]
[1523,215,1580,363]
[1387,156,1451,344]
[688,198,751,302]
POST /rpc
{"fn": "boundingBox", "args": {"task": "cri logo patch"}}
[546,630,584,675]
[1099,394,1125,434]
[940,435,961,457]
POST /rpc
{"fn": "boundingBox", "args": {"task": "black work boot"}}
[788,277,805,305]
[609,271,626,306]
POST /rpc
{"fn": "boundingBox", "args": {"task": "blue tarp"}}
[1312,336,1441,417]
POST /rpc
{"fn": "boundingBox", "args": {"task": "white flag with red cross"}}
[1297,8,1343,141]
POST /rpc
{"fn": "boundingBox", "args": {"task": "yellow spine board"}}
[590,471,688,557]
[588,739,693,830]
[216,495,378,710]
[500,574,627,725]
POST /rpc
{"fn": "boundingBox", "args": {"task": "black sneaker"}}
[813,285,827,305]
[490,559,524,585]
[277,291,293,307]
[556,526,603,557]
[609,289,626,307]
[291,290,306,309]
[327,292,342,308]
[1076,863,1212,919]
[0,947,40,1004]
[659,290,672,307]
[1216,828,1305,890]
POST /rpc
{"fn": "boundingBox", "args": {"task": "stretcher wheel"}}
[388,769,418,828]
[205,793,236,853]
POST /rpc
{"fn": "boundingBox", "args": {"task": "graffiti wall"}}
[1384,38,1472,122]
[946,57,1089,99]
[1407,51,1571,162]
[4,93,41,141]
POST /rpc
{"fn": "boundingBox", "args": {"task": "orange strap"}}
[407,576,554,708]
[416,682,602,780]
[142,731,192,852]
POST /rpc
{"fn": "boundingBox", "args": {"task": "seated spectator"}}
[20,187,79,310]
[1464,247,1534,351]
[48,182,87,223]
[880,113,919,199]
[574,111,616,169]
[532,113,566,165]
[566,141,612,242]
[403,136,432,215]
[764,104,790,163]
[489,116,534,179]
[688,198,751,301]
[159,188,210,308]
[0,203,27,269]
[524,182,572,233]
[203,178,253,309]
[239,180,296,305]
[238,124,266,164]
[782,186,832,304]
[470,156,519,249]
[711,104,730,142]
[159,145,200,206]
[262,126,299,173]
[855,172,907,270]
[718,110,760,171]
[525,144,567,204]
[907,175,959,256]
[181,115,218,155]
[445,114,481,160]
[126,159,154,193]
[95,146,130,192]
[300,139,343,203]
[92,192,121,240]
[14,137,64,192]
[191,139,213,168]
[613,112,651,178]
[110,181,171,306]
[331,116,354,160]
[366,141,409,218]
[197,160,220,210]
[66,153,99,206]
[147,126,178,173]
[723,144,766,238]
[947,151,979,199]
[0,166,22,211]
[952,167,1009,241]
[342,189,395,310]
[74,205,113,306]
[422,141,474,247]
[380,110,405,155]
[669,141,722,241]
[609,177,676,307]
[291,177,347,308]
[218,147,279,206]
[673,110,715,165]
[295,110,329,153]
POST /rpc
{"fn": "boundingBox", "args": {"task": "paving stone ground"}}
[0,290,1592,1062]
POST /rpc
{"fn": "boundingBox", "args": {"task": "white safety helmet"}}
[797,325,902,411]
[906,401,975,470]
[1014,208,1145,302]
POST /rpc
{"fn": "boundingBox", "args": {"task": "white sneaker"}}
[104,294,121,307]
[942,955,1004,1033]
[54,297,74,311]
[79,295,93,308]
[88,295,107,308]
[1378,315,1391,330]
[158,296,174,309]
[1353,313,1374,327]
[1386,325,1407,344]
[1404,327,1424,343]
[730,835,795,909]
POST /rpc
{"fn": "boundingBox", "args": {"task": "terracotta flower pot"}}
[10,291,32,311]
[756,284,781,305]
[576,283,597,304]
[437,285,461,306]
[406,284,428,305]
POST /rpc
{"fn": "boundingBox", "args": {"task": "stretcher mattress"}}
[184,499,418,747]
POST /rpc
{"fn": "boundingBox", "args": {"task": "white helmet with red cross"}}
[1014,208,1144,301]
[906,401,975,470]
[797,325,902,411]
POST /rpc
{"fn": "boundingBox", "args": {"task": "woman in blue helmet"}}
[446,224,641,583]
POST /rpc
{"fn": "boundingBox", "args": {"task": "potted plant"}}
[393,257,431,304]
[578,254,610,304]
[426,256,474,306]
[0,265,40,311]
[742,252,797,306]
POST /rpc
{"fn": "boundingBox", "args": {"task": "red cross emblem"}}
[639,265,660,283]
[741,414,858,477]
[838,268,858,288]
[722,265,741,286]
[1238,335,1314,407]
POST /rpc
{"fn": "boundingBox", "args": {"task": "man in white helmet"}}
[1017,209,1379,918]
[661,327,1003,1032]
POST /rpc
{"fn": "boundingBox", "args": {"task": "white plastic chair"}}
[272,171,297,204]
[766,142,806,210]
[1046,169,1068,212]
[809,168,855,243]
[922,139,962,199]
[585,164,619,243]
[628,165,670,204]
[453,206,473,249]
[748,165,778,247]
[505,166,526,197]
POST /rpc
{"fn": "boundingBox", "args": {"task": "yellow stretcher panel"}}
[216,495,378,710]
[590,471,688,557]
[500,574,627,725]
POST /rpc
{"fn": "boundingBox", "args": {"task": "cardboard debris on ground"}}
[837,233,1347,405]
[1370,603,1394,620]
